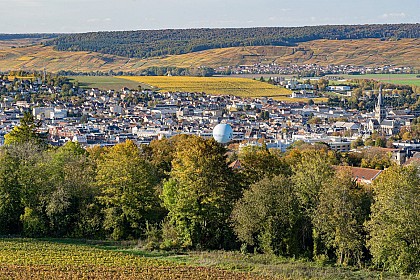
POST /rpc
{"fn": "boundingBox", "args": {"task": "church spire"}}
[375,85,386,123]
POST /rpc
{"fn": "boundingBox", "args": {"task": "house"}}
[335,166,382,184]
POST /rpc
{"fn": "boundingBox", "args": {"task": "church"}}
[367,86,399,135]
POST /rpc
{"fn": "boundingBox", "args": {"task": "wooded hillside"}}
[45,24,420,58]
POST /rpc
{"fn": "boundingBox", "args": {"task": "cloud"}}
[87,18,112,23]
[381,12,406,19]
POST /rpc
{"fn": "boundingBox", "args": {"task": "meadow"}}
[0,238,409,280]
[67,76,150,91]
[351,74,420,87]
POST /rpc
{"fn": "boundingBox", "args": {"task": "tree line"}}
[45,24,420,59]
[0,114,419,274]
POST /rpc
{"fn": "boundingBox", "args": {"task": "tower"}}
[374,85,386,123]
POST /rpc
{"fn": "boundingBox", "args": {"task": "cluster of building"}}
[216,63,414,76]
[0,78,416,154]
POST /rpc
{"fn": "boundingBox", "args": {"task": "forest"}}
[0,112,419,275]
[45,24,420,58]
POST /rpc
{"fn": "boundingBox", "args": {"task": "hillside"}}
[1,38,419,72]
[45,24,419,58]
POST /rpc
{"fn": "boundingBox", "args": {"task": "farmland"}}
[0,238,407,280]
[0,239,268,280]
[118,76,291,97]
[67,76,150,91]
[338,74,420,87]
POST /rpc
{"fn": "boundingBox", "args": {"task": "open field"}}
[0,39,419,72]
[118,75,300,99]
[340,74,420,87]
[0,239,267,280]
[0,238,409,280]
[67,76,151,91]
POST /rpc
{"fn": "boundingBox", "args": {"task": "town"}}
[1,72,419,170]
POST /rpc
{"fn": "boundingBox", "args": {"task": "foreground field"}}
[0,239,267,280]
[0,239,409,280]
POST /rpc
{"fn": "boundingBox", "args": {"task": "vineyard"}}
[0,239,269,279]
[0,239,406,279]
[118,76,293,98]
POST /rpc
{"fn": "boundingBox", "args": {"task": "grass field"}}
[328,74,420,87]
[0,238,409,280]
[309,73,419,88]
[355,74,420,87]
[67,76,150,91]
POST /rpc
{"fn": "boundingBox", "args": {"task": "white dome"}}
[212,124,233,144]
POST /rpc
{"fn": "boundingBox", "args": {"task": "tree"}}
[313,167,370,266]
[237,145,289,187]
[350,137,364,149]
[4,112,45,146]
[366,165,420,273]
[290,149,335,255]
[0,148,22,234]
[17,141,96,237]
[96,140,161,240]
[161,136,238,249]
[231,175,301,256]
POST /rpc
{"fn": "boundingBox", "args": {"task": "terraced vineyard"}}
[0,239,268,280]
[0,39,419,73]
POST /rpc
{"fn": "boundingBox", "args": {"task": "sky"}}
[1,0,419,33]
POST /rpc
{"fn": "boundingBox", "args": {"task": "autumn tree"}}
[237,145,289,187]
[96,140,161,240]
[161,136,238,249]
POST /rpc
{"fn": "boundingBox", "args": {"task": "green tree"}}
[4,112,44,146]
[350,137,364,149]
[231,175,301,256]
[366,165,420,273]
[17,141,96,237]
[0,148,22,234]
[291,149,335,255]
[313,167,370,266]
[161,136,238,249]
[96,140,160,240]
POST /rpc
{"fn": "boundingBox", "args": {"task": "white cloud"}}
[381,12,406,19]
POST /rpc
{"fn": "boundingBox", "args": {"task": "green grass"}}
[67,76,152,91]
[333,74,420,87]
[0,238,414,280]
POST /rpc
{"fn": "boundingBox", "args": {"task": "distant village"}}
[216,63,415,76]
[1,74,420,176]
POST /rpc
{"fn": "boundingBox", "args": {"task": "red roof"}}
[334,166,382,184]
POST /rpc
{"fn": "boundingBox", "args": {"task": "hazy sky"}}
[1,0,419,33]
